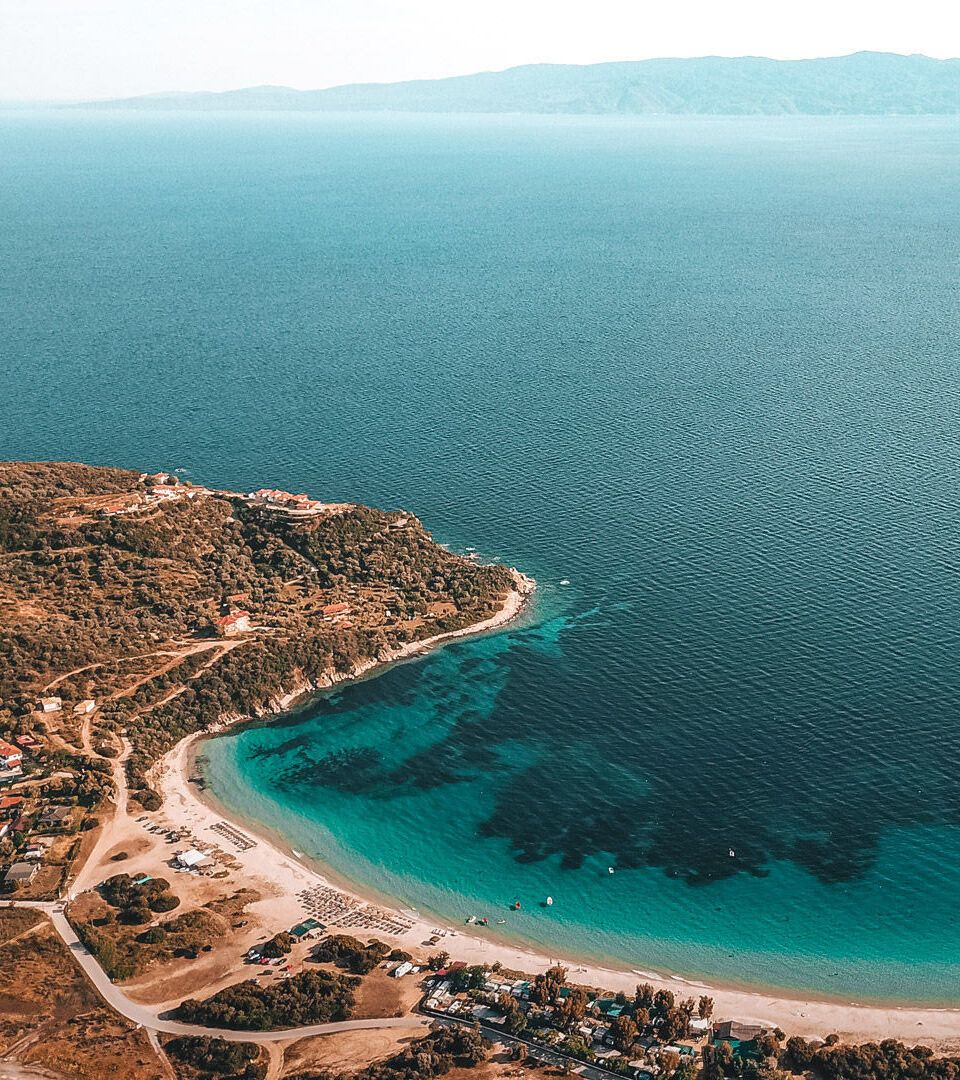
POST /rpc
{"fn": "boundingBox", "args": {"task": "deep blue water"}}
[3,111,960,1002]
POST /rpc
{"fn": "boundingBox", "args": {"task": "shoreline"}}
[150,577,960,1049]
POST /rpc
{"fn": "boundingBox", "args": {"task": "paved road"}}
[7,901,428,1044]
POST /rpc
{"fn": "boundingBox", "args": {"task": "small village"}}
[0,695,106,899]
[414,961,766,1079]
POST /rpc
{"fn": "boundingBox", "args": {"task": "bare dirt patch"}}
[350,967,422,1020]
[0,913,163,1078]
[282,1028,424,1075]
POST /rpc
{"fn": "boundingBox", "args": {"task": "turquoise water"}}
[3,111,960,1002]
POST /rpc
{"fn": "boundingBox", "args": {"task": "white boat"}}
[559,579,571,586]
[545,896,554,906]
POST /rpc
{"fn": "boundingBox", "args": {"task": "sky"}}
[0,0,957,101]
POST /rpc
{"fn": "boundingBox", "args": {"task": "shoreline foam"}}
[151,576,960,1048]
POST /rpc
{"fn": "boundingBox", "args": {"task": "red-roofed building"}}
[215,610,252,636]
[0,741,23,770]
[322,603,351,618]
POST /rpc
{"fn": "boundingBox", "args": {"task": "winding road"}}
[7,901,428,1044]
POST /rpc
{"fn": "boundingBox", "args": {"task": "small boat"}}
[512,901,522,910]
[608,866,616,874]
[465,915,477,924]
[729,849,736,857]
[545,896,554,906]
[292,849,303,858]
[480,917,488,925]
[496,918,506,924]
[559,579,571,586]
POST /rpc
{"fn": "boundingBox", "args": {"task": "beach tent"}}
[176,848,210,868]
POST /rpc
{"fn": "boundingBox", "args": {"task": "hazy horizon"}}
[1,0,957,102]
[5,50,959,107]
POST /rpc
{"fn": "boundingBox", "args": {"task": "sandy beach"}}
[146,576,960,1051]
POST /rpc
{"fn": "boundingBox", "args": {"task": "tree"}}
[660,1050,681,1074]
[559,1035,593,1062]
[698,995,715,1019]
[498,992,527,1034]
[119,901,151,925]
[260,931,294,959]
[609,1015,638,1052]
[634,982,655,1011]
[530,965,568,1006]
[556,987,588,1030]
[148,890,180,913]
[652,988,675,1018]
[756,1031,780,1058]
[659,1005,690,1044]
[781,1035,813,1072]
[449,965,487,993]
[427,951,450,971]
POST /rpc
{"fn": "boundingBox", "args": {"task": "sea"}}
[3,110,960,1004]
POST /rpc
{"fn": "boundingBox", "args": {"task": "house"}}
[176,848,213,869]
[4,861,38,887]
[290,917,322,939]
[0,740,22,770]
[38,697,62,714]
[322,603,351,618]
[215,611,252,636]
[711,1020,765,1061]
[712,1021,765,1043]
[73,699,96,715]
[391,961,414,978]
[15,734,37,748]
[0,796,25,816]
[37,805,73,829]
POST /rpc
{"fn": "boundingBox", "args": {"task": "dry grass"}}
[350,967,422,1020]
[0,910,164,1079]
[282,1028,424,1075]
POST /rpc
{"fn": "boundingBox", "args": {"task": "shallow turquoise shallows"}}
[3,111,960,1003]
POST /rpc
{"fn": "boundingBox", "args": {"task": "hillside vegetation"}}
[0,461,516,800]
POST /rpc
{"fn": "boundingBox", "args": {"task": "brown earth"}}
[0,909,164,1079]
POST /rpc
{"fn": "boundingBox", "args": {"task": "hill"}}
[0,462,518,801]
[87,52,960,115]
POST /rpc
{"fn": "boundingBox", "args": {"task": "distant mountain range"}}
[86,52,960,115]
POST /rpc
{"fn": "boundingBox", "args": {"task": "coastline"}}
[150,576,960,1050]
